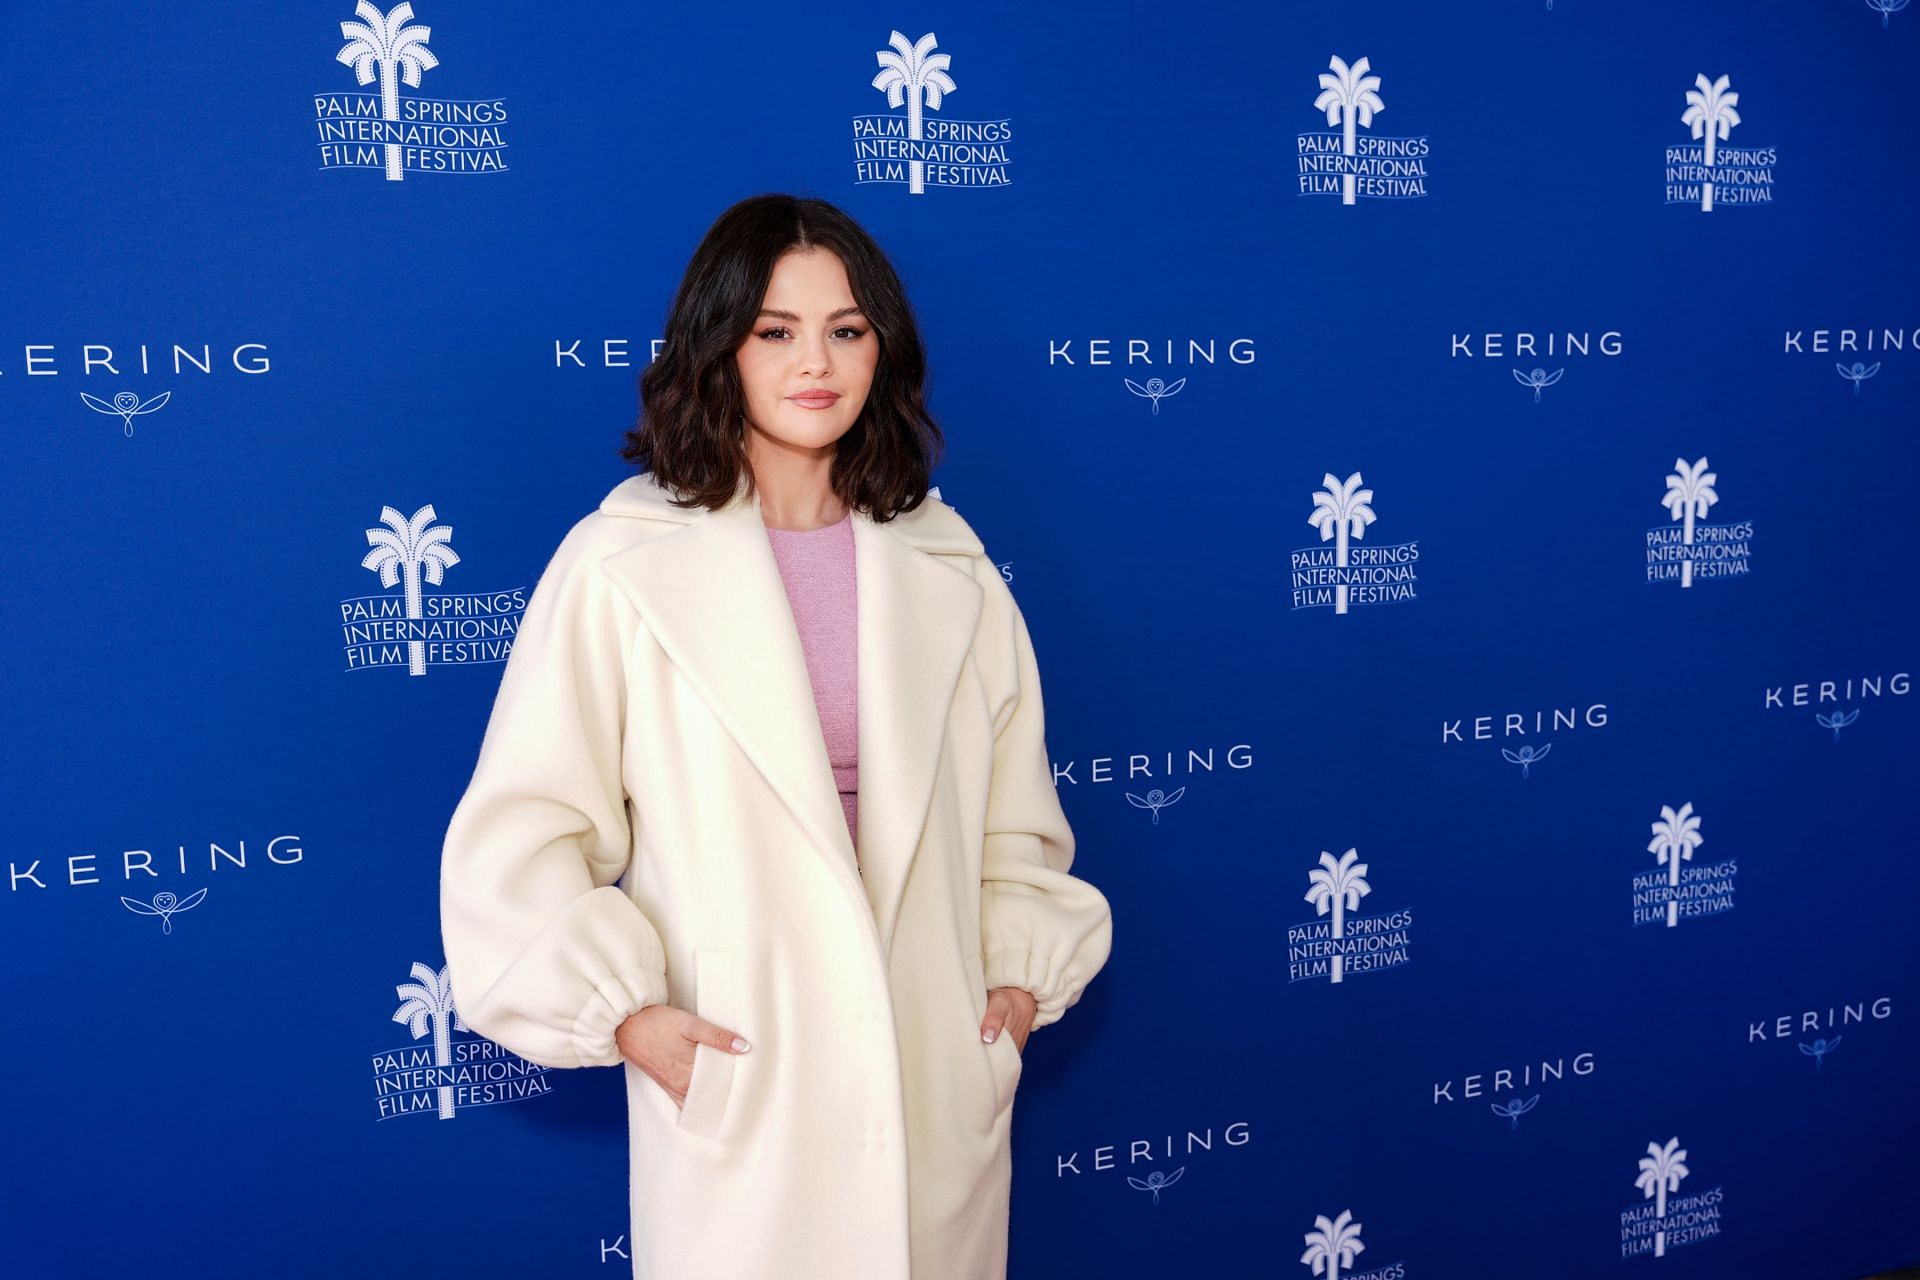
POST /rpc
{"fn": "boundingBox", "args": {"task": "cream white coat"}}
[439,470,1114,1280]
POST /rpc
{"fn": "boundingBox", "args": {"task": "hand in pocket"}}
[616,1004,752,1108]
[980,986,1036,1056]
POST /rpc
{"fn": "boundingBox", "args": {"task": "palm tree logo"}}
[393,961,469,1120]
[1836,361,1880,394]
[362,503,461,676]
[337,2,440,183]
[1305,848,1371,983]
[1300,1209,1365,1278]
[1681,74,1741,212]
[1313,57,1385,206]
[1512,367,1565,403]
[1660,456,1718,588]
[872,31,956,196]
[1634,1136,1690,1258]
[1647,802,1704,928]
[1866,0,1911,27]
[1124,376,1187,414]
[1307,471,1377,615]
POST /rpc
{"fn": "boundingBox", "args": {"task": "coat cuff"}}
[447,884,671,1070]
[569,966,672,1067]
[982,946,1090,1031]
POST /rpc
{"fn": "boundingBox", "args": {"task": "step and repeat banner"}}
[3,2,1915,1277]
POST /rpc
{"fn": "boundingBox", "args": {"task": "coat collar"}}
[595,470,985,958]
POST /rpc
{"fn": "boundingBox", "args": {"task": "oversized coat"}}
[438,469,1114,1280]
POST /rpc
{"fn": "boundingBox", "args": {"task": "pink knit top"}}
[764,510,860,857]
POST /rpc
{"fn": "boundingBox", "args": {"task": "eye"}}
[756,325,870,341]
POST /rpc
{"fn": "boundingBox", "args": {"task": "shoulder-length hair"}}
[622,193,945,520]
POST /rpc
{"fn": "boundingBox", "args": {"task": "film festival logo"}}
[374,960,554,1120]
[1647,457,1754,588]
[1290,848,1414,985]
[1865,0,1911,28]
[1633,802,1737,929]
[1298,56,1430,203]
[1292,472,1420,614]
[856,31,1011,194]
[1300,1209,1406,1280]
[339,503,527,675]
[1665,73,1776,210]
[1621,1137,1724,1261]
[928,483,1011,583]
[315,3,510,181]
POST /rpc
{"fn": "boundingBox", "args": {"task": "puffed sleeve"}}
[439,515,670,1069]
[976,568,1114,1031]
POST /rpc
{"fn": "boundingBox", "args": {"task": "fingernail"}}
[731,1037,751,1052]
[982,1028,997,1043]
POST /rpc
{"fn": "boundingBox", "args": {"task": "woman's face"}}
[735,247,880,461]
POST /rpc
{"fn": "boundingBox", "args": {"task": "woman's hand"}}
[981,986,1037,1054]
[615,1004,752,1108]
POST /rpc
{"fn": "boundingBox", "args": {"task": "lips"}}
[788,391,841,408]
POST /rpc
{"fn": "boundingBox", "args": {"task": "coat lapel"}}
[598,474,984,959]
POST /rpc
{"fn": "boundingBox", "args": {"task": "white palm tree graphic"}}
[393,961,470,1119]
[1660,456,1718,588]
[1305,848,1371,984]
[1314,56,1385,206]
[362,503,460,675]
[1647,802,1704,928]
[1635,1136,1690,1257]
[337,2,440,183]
[1301,1208,1365,1278]
[1308,471,1377,614]
[873,31,956,195]
[1681,74,1740,212]
[1867,0,1912,28]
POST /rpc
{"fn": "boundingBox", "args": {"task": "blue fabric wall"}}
[3,2,1915,1276]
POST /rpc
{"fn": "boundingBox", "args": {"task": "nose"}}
[796,330,833,377]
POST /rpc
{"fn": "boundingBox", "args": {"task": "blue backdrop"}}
[3,2,1916,1277]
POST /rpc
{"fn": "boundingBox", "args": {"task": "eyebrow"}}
[756,306,866,322]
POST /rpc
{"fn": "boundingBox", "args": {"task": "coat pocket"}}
[677,948,736,1141]
[966,950,1023,1116]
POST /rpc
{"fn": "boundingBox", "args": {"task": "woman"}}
[439,194,1114,1280]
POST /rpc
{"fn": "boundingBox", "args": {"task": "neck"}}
[745,435,847,531]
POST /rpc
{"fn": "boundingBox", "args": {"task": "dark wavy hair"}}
[621,194,945,519]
